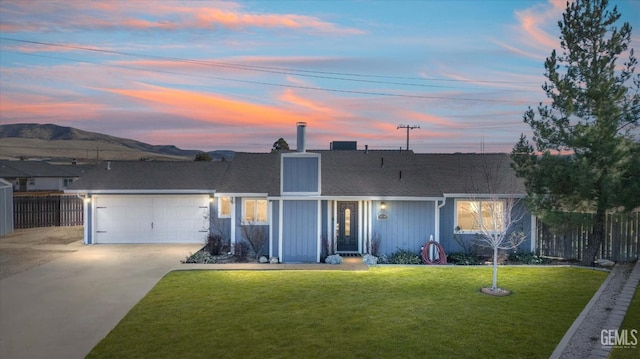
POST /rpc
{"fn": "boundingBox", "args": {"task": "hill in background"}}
[0,123,234,162]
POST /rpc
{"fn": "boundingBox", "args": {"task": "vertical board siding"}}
[536,212,639,261]
[282,200,318,262]
[372,200,435,256]
[14,193,83,229]
[282,157,319,193]
[271,201,280,258]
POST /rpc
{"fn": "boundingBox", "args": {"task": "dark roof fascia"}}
[443,193,527,199]
[64,189,215,195]
[270,195,444,201]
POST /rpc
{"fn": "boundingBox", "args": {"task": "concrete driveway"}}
[0,243,201,359]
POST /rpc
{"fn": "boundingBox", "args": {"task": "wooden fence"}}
[14,193,84,229]
[536,212,639,262]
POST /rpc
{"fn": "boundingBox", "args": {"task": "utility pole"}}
[397,124,420,151]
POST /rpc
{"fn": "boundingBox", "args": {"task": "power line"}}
[0,37,540,85]
[1,50,530,104]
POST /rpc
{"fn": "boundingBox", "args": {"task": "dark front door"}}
[337,201,358,252]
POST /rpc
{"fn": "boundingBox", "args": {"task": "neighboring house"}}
[66,123,536,262]
[0,160,91,192]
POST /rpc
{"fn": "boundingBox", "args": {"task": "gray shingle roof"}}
[65,152,525,197]
[214,153,280,195]
[66,161,228,191]
[318,151,524,197]
[0,160,90,178]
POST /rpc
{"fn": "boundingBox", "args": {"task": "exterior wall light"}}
[381,202,386,210]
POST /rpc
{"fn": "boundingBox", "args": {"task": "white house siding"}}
[28,177,62,191]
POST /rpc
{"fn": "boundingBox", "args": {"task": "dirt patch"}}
[0,226,83,279]
[1,226,83,246]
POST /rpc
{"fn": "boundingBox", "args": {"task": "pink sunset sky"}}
[1,0,638,153]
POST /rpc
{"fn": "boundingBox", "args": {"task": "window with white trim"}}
[243,198,268,224]
[456,200,505,232]
[218,196,231,218]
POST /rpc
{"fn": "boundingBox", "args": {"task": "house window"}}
[344,208,351,236]
[63,178,75,187]
[218,196,231,218]
[456,200,505,232]
[243,199,268,224]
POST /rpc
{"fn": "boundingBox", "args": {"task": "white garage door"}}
[94,195,210,244]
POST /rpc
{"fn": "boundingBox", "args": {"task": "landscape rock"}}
[270,257,279,264]
[325,254,342,265]
[259,256,269,264]
[595,258,615,267]
[362,254,378,265]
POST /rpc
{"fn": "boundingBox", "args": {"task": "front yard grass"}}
[88,267,606,359]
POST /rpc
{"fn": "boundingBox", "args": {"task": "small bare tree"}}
[468,196,525,291]
[240,222,267,260]
[465,155,527,292]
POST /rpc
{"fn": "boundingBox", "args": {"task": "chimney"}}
[296,122,307,152]
[365,145,368,154]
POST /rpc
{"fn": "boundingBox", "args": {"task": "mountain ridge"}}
[0,123,234,161]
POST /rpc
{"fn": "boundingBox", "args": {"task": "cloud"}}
[99,83,308,128]
[0,93,106,121]
[494,0,564,59]
[0,0,363,35]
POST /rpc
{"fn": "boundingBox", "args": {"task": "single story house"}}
[66,123,535,262]
[0,160,91,192]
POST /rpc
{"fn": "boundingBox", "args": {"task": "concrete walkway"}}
[0,246,367,359]
[0,243,201,359]
[550,260,640,359]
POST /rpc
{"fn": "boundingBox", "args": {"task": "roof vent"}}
[330,141,357,150]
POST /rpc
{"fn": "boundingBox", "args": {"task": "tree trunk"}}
[492,246,498,289]
[583,208,606,266]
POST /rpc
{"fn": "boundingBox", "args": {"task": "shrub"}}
[371,234,382,257]
[182,250,217,264]
[234,242,250,262]
[447,252,481,265]
[507,252,552,265]
[320,235,332,263]
[205,234,224,255]
[386,249,421,264]
[240,223,266,259]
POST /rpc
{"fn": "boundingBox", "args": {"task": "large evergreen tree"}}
[511,0,640,265]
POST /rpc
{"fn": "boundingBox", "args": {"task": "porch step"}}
[338,252,361,257]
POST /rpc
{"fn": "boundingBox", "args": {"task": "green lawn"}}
[610,286,640,359]
[88,267,607,359]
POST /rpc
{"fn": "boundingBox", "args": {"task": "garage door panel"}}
[93,195,209,244]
